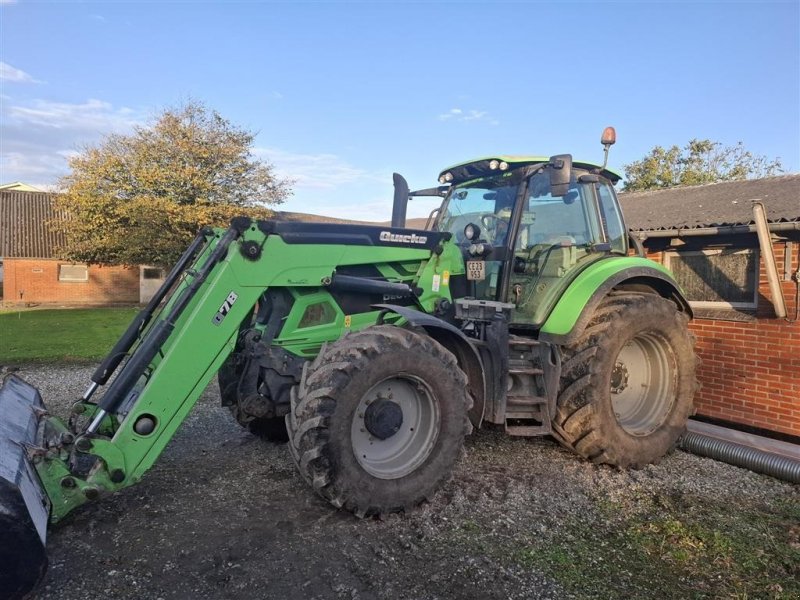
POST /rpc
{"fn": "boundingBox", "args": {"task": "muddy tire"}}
[286,325,472,517]
[552,293,696,468]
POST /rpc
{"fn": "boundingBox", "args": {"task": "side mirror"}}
[549,154,572,197]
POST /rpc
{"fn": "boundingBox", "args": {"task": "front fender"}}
[539,257,691,345]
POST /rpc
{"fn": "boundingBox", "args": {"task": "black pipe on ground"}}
[679,423,800,484]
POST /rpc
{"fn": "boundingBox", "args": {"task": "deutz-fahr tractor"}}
[0,129,696,598]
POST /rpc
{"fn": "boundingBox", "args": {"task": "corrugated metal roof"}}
[0,191,68,258]
[619,174,800,232]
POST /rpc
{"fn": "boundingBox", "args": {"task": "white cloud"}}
[8,98,139,131]
[281,192,442,224]
[438,107,497,125]
[0,97,144,186]
[438,108,463,120]
[255,147,384,191]
[462,110,486,121]
[0,62,40,83]
[254,148,417,221]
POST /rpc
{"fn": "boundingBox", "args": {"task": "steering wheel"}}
[480,214,500,232]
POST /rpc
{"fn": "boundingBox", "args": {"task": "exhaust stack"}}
[391,172,409,228]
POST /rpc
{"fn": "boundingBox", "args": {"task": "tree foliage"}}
[54,101,292,266]
[622,139,783,192]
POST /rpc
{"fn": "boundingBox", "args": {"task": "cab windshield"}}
[436,171,523,245]
[437,169,626,253]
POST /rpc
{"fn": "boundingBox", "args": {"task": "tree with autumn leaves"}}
[54,101,292,266]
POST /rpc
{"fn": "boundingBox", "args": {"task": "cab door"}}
[508,172,607,326]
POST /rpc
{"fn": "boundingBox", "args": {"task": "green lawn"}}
[0,307,139,364]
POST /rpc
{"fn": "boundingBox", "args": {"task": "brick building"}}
[0,191,140,305]
[620,175,800,439]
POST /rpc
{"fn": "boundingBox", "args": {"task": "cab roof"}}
[438,155,622,186]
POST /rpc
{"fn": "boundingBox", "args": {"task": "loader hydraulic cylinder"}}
[87,221,247,432]
[82,227,214,401]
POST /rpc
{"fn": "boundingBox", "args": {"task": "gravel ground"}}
[9,364,799,600]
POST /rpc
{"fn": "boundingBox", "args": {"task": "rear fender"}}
[539,259,691,346]
[375,304,486,429]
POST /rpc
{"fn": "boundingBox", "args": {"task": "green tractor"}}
[0,129,696,597]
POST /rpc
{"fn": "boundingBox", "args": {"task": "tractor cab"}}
[433,155,627,327]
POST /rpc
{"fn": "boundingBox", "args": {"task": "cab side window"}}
[596,184,627,253]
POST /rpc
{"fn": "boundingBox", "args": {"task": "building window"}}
[58,264,89,282]
[142,267,164,280]
[664,248,759,309]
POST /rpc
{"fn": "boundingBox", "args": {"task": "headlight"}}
[489,160,500,170]
[468,243,486,256]
[464,223,479,241]
[499,161,509,171]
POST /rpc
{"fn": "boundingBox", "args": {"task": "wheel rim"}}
[350,375,439,480]
[610,332,677,436]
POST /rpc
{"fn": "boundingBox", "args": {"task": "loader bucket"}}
[0,375,51,599]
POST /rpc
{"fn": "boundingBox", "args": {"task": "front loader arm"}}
[35,218,455,521]
[42,218,266,520]
[0,217,458,598]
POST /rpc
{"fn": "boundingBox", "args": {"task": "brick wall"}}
[644,240,800,437]
[2,258,139,305]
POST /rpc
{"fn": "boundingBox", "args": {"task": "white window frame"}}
[663,248,759,310]
[58,264,89,282]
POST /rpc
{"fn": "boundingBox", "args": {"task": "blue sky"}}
[1,0,798,222]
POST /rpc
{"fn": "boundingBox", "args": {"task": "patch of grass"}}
[510,527,670,599]
[624,495,800,599]
[503,493,800,600]
[460,519,481,533]
[0,307,139,363]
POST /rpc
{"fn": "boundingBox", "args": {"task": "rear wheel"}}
[552,294,696,467]
[287,325,472,517]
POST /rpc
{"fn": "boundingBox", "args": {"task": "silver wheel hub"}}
[351,376,439,480]
[610,361,630,394]
[610,333,677,436]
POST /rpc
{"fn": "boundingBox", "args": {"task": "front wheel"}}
[286,326,473,517]
[552,294,697,468]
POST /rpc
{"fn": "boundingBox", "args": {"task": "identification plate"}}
[466,261,486,281]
